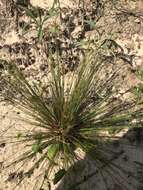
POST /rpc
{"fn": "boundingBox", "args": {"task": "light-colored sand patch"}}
[30,0,77,9]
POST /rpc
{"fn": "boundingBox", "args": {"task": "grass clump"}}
[1,52,143,189]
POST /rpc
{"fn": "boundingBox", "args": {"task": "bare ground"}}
[0,0,143,190]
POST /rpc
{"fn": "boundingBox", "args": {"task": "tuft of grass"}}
[1,52,143,189]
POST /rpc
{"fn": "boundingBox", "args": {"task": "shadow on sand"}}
[57,127,143,190]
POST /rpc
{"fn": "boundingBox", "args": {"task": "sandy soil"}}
[0,0,143,190]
